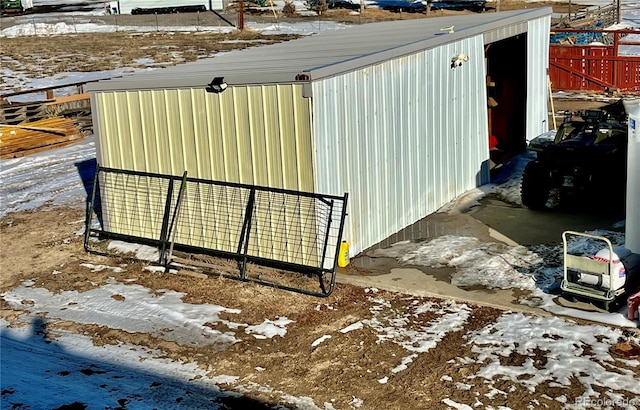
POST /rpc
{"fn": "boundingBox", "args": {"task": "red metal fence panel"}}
[549,29,640,93]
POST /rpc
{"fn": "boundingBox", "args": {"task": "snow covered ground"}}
[1,4,640,409]
[2,281,640,409]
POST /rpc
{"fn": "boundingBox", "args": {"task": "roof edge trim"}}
[307,7,552,80]
[87,73,310,93]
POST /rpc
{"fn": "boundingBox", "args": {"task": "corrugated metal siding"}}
[313,36,489,256]
[94,84,317,262]
[483,22,527,44]
[527,16,552,139]
[94,85,314,192]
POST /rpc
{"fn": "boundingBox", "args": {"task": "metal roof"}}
[88,7,551,92]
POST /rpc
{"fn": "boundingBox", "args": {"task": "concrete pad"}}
[336,205,543,313]
[337,267,548,315]
[469,195,625,246]
[336,195,625,320]
[363,211,500,251]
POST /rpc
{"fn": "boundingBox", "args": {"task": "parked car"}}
[429,0,487,12]
[306,0,361,11]
[306,0,486,13]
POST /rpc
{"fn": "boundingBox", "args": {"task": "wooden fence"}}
[549,29,640,93]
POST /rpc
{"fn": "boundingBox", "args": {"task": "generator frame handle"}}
[561,230,620,302]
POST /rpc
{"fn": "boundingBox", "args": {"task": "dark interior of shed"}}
[485,35,528,170]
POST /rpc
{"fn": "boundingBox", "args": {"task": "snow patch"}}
[311,334,332,347]
[245,317,294,339]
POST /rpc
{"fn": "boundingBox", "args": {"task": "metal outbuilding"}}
[88,7,552,257]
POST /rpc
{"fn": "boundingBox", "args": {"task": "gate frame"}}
[84,166,349,297]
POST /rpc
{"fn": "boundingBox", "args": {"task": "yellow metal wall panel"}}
[195,91,213,179]
[99,93,122,168]
[164,90,185,176]
[111,93,130,169]
[177,91,197,175]
[102,93,121,168]
[219,91,240,182]
[93,84,316,263]
[137,92,158,173]
[263,87,285,188]
[95,85,314,190]
[203,93,225,180]
[270,87,300,263]
[232,87,254,185]
[150,91,171,174]
[247,87,268,187]
[189,91,207,179]
[124,93,139,166]
[276,87,299,192]
[292,88,314,195]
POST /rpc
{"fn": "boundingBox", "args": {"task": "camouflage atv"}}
[521,101,628,210]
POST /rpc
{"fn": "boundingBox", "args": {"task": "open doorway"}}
[485,34,528,170]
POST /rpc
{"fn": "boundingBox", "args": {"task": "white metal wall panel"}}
[527,16,552,139]
[313,36,489,256]
[483,22,527,44]
[93,85,314,192]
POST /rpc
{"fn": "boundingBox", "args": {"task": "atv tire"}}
[521,160,552,210]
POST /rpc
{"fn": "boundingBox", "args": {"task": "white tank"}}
[627,104,640,253]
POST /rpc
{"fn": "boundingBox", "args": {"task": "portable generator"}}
[561,231,640,312]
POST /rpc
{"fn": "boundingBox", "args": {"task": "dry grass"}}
[0,30,299,92]
[0,0,583,94]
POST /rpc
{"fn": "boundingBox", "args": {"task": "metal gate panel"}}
[85,167,348,297]
[97,168,177,241]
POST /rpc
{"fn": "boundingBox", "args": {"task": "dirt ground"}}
[0,30,300,93]
[1,3,637,408]
[0,205,623,410]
